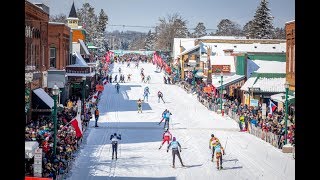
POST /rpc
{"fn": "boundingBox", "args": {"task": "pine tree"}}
[192,22,207,38]
[77,3,98,43]
[215,19,242,36]
[145,30,155,50]
[272,27,286,39]
[250,0,274,39]
[243,20,254,38]
[97,9,108,32]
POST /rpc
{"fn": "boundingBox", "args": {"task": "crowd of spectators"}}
[180,79,295,149]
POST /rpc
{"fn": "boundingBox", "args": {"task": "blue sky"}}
[30,0,294,32]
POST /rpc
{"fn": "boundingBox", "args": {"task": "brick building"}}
[48,22,71,69]
[285,20,295,91]
[47,22,71,105]
[25,0,51,120]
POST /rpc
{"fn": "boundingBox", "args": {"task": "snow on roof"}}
[66,72,95,77]
[49,22,66,25]
[210,56,236,72]
[285,20,295,24]
[33,88,54,108]
[202,42,286,55]
[72,52,89,67]
[247,60,286,78]
[271,93,295,103]
[198,36,247,40]
[173,38,196,59]
[88,45,98,49]
[212,74,245,88]
[79,39,90,55]
[241,77,286,92]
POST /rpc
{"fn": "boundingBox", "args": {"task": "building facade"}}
[285,20,295,91]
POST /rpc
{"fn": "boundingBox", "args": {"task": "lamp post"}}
[52,84,60,156]
[82,76,86,115]
[284,81,289,145]
[220,72,223,113]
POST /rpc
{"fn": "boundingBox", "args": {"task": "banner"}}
[250,99,259,107]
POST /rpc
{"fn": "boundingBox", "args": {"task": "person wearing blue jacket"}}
[167,137,184,168]
[143,87,150,102]
[163,111,172,130]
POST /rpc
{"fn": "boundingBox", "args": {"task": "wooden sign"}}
[212,65,231,73]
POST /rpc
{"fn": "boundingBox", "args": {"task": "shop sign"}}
[212,65,231,73]
[262,103,267,119]
[250,99,259,107]
[33,148,42,177]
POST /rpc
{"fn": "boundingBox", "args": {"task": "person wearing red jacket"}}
[159,129,172,149]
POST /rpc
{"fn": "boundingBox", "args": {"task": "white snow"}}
[66,63,295,180]
[241,77,286,93]
[249,60,286,74]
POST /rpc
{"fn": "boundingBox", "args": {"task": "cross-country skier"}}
[118,67,121,73]
[146,75,151,83]
[214,141,225,170]
[159,129,172,149]
[115,83,120,94]
[167,137,184,168]
[143,86,150,102]
[157,91,165,103]
[209,134,220,161]
[158,109,168,125]
[137,99,143,113]
[110,133,121,160]
[163,110,172,130]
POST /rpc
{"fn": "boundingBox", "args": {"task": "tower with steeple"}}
[67,1,79,29]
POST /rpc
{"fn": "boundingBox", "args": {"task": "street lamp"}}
[82,76,86,114]
[284,81,289,145]
[220,72,223,113]
[52,84,60,156]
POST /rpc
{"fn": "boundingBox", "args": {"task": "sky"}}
[29,0,294,32]
[64,62,295,180]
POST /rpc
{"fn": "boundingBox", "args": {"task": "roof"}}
[33,88,54,108]
[198,36,247,40]
[68,2,77,18]
[88,45,98,49]
[66,72,96,77]
[212,74,245,88]
[49,22,65,25]
[270,93,295,104]
[71,52,89,67]
[240,77,286,93]
[246,60,286,78]
[201,42,286,55]
[285,20,295,24]
[173,38,196,59]
[79,39,90,55]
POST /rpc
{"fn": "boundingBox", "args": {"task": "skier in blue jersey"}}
[167,137,184,168]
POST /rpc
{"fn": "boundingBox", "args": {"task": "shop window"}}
[50,47,56,68]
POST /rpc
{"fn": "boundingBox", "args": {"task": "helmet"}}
[211,134,214,137]
[172,137,176,141]
[114,133,117,136]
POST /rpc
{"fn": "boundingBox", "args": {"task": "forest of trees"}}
[49,0,286,53]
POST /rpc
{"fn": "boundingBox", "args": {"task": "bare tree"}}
[154,13,189,51]
[215,19,243,36]
[49,14,67,23]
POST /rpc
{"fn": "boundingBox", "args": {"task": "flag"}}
[71,113,83,138]
[103,78,107,85]
[268,99,277,116]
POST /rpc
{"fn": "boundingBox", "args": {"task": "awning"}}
[270,93,295,104]
[32,88,54,109]
[213,75,245,88]
[25,141,39,159]
[79,39,90,55]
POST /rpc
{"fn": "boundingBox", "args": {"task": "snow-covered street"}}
[66,62,295,180]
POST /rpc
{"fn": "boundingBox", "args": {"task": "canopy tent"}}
[32,88,54,111]
[25,141,39,159]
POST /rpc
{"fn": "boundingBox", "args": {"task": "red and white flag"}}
[71,113,83,138]
[103,78,107,85]
[268,99,277,116]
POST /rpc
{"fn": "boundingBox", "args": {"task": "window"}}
[272,46,276,49]
[50,47,56,68]
[234,45,237,48]
[254,46,257,48]
[292,45,295,73]
[288,45,292,72]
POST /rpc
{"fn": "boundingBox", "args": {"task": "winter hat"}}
[172,137,176,141]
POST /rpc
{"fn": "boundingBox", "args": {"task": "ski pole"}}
[224,137,228,154]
